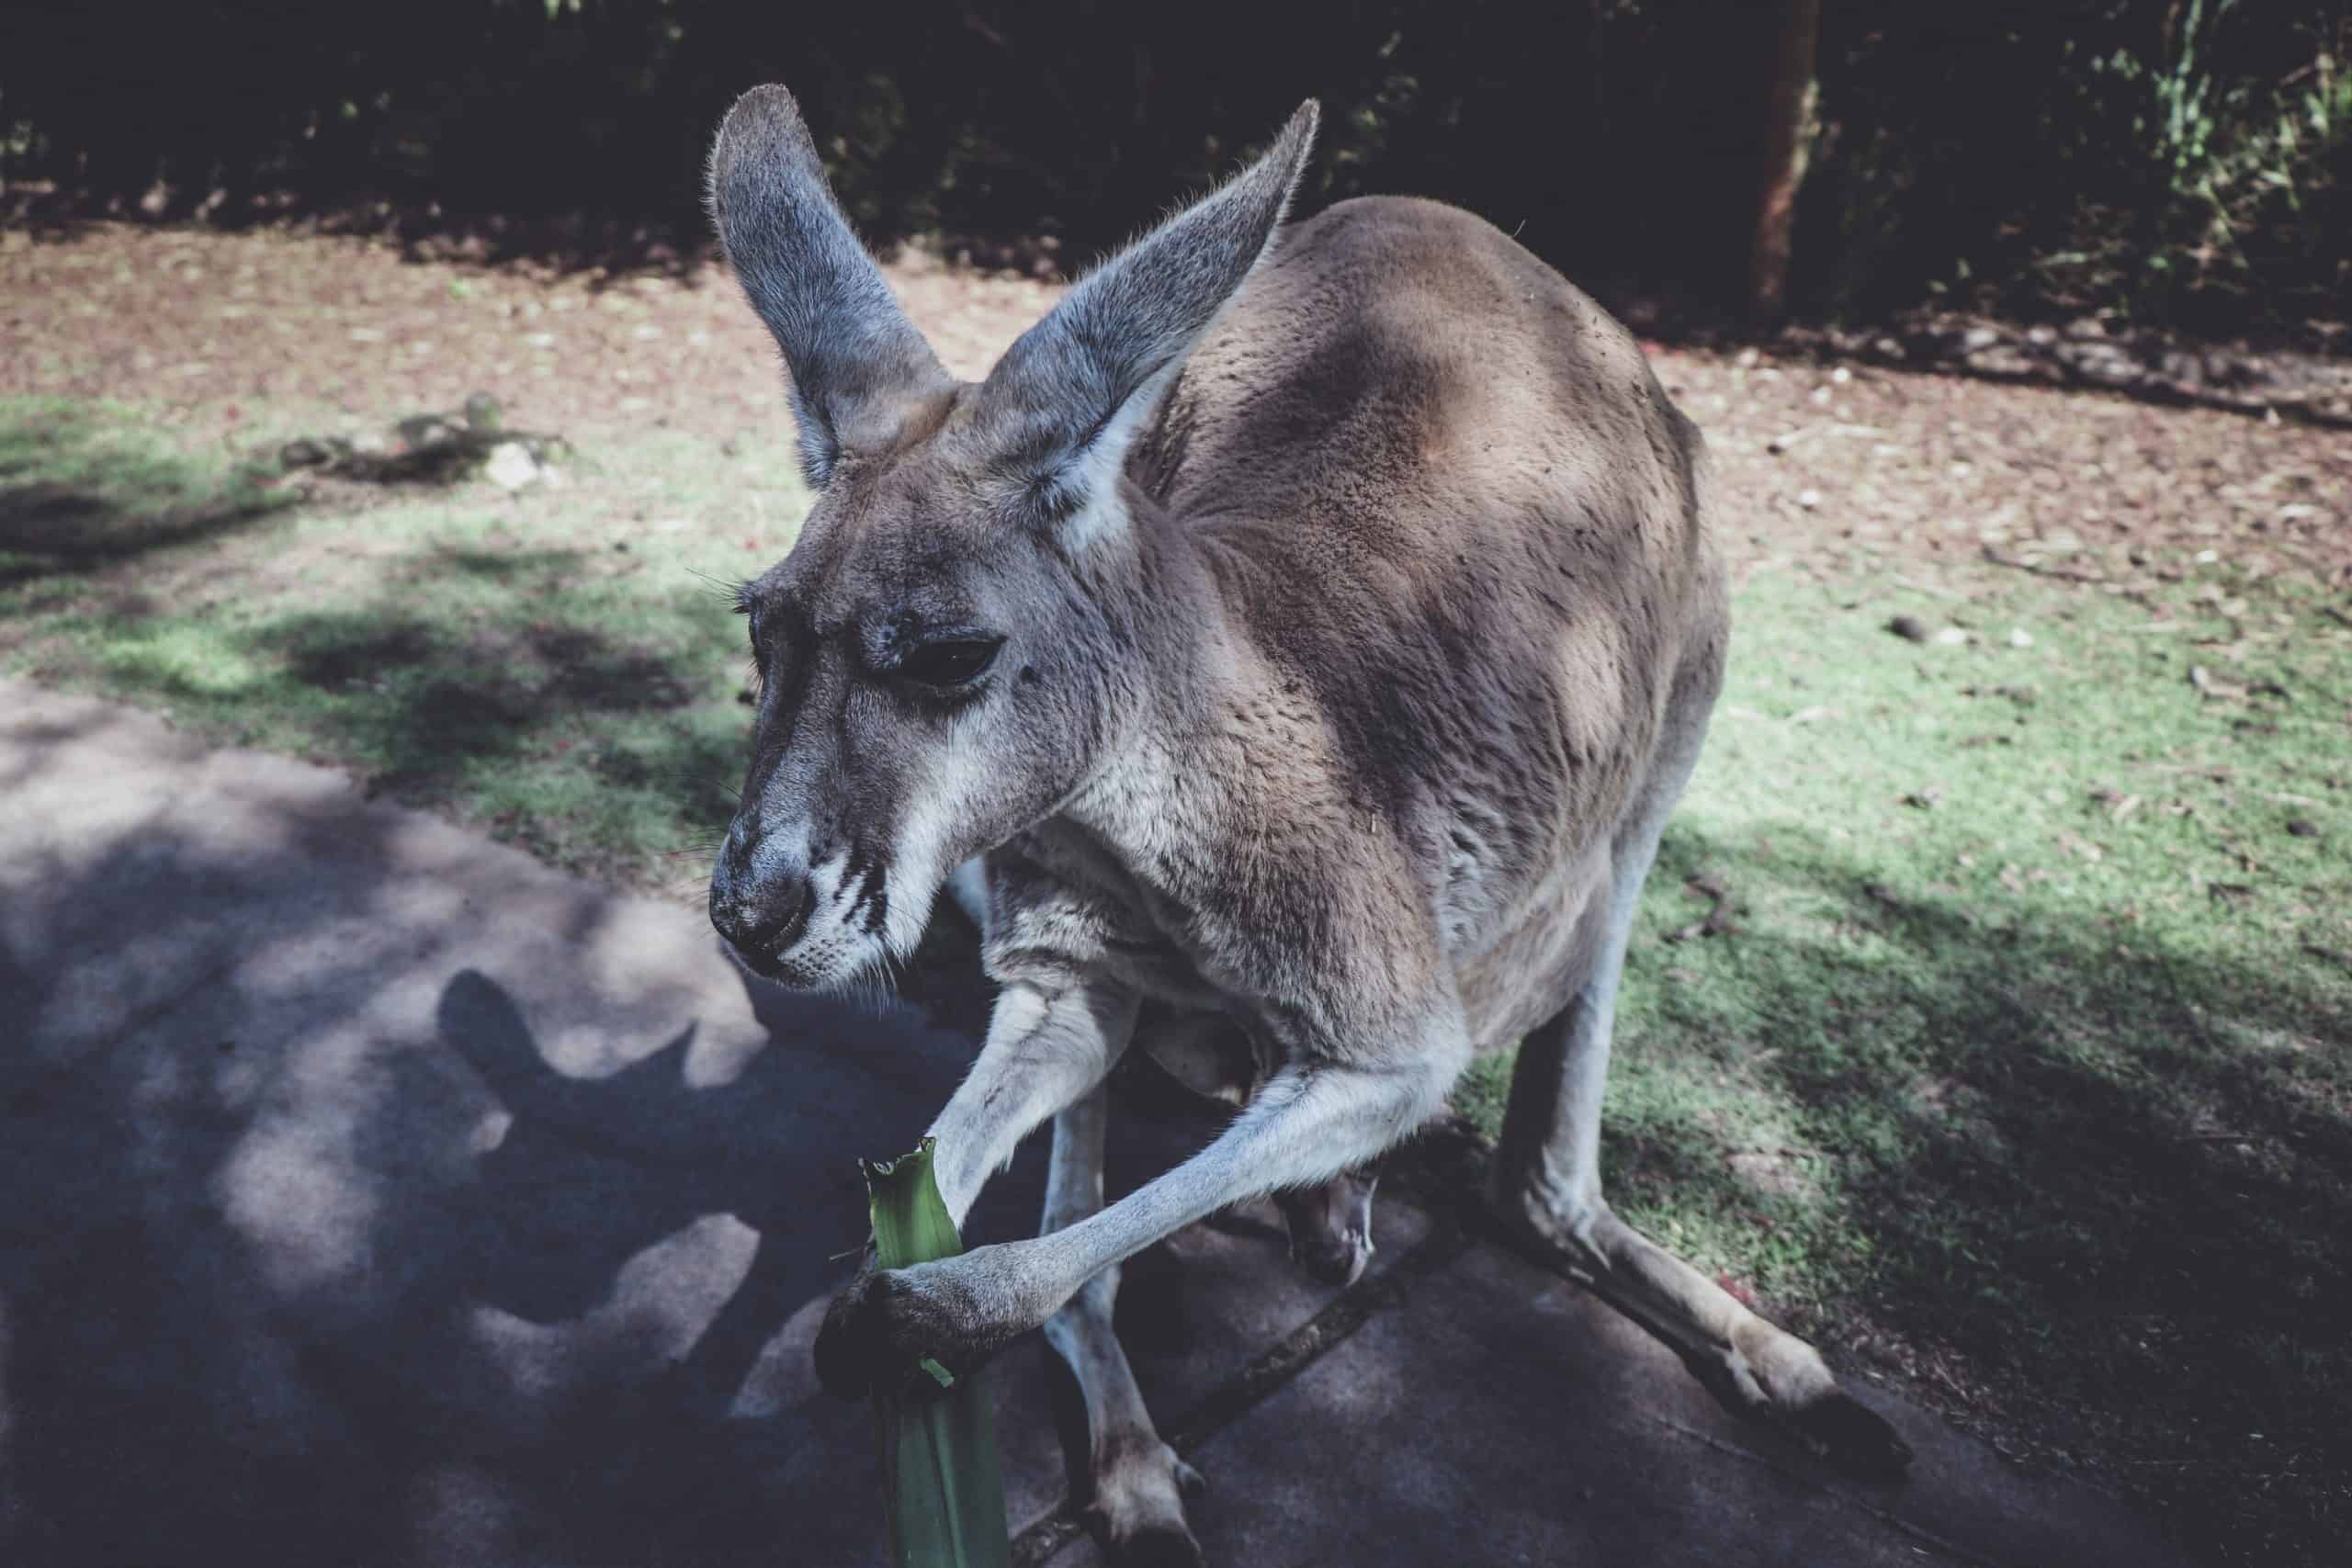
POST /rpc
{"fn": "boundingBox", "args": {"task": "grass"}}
[6,394,2350,1562]
[1459,561,2352,1562]
[1,396,808,887]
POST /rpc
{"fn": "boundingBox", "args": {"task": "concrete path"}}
[0,682,2192,1567]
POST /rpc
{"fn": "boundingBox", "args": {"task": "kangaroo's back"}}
[1138,195,1727,1018]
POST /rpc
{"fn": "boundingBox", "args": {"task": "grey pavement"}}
[0,681,2192,1567]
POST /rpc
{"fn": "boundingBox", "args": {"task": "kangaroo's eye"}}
[898,637,1002,688]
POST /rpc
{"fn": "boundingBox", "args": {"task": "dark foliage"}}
[2,1,2345,334]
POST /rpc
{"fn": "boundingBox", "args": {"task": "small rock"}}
[1887,614,1931,644]
[2006,627,2034,649]
[1796,488,1822,510]
[396,413,462,449]
[1934,626,1972,646]
[1961,324,2001,352]
[483,441,543,491]
[1902,787,1945,810]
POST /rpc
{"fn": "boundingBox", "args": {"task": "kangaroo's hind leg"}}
[1487,712,1913,1478]
[1041,1086,1206,1566]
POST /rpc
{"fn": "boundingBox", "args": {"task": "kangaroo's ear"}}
[978,100,1319,534]
[708,85,950,486]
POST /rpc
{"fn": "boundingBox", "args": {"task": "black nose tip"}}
[711,874,816,960]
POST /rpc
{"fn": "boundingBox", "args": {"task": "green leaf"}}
[864,1138,1012,1568]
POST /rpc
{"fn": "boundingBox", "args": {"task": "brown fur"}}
[703,87,1901,1565]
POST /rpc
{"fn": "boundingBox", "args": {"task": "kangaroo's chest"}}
[989,818,1242,1012]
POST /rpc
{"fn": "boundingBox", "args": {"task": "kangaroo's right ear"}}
[708,85,950,486]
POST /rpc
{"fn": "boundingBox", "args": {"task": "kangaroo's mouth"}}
[722,936,793,984]
[718,912,887,996]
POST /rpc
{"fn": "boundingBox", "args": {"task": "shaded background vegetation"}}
[3,0,2346,338]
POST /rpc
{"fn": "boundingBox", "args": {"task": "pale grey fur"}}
[703,83,1910,1565]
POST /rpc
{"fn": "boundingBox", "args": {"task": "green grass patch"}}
[1464,562,2352,1562]
[1,395,808,886]
[6,393,2349,1562]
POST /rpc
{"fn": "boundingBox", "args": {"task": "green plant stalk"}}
[864,1138,1012,1568]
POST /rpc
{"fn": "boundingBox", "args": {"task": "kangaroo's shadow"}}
[420,947,1239,1556]
[432,961,1046,1413]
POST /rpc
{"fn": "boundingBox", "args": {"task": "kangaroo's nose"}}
[710,864,816,962]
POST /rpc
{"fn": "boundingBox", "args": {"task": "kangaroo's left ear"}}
[976,101,1320,533]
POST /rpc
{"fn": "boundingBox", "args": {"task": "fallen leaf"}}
[2188,665,2247,700]
[2057,829,2104,862]
[1665,873,1738,942]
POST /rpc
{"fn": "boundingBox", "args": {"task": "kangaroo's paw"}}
[1274,1169,1378,1287]
[1722,1316,1914,1479]
[1085,1439,1207,1568]
[1490,1177,1913,1480]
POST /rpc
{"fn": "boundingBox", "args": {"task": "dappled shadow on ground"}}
[5,680,2335,1562]
[0,733,1042,1565]
[0,696,1269,1565]
[1623,821,2352,1565]
[264,601,721,800]
[0,402,747,883]
[0,407,289,587]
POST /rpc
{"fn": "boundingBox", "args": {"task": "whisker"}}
[659,770,741,807]
[684,567,749,605]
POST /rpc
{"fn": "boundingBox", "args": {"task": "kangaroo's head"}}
[705,85,1317,989]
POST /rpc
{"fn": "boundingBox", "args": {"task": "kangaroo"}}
[704,85,1910,1563]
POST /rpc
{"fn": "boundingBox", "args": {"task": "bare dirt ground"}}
[6,220,2346,598]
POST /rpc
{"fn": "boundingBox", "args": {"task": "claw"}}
[1084,1441,1205,1567]
[1111,1524,1204,1568]
[812,1267,880,1400]
[1790,1390,1915,1480]
[812,1255,1024,1400]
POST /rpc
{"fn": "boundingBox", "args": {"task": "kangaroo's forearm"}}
[927,978,1138,1227]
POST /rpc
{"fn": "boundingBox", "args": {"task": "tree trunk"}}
[1748,0,1823,326]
